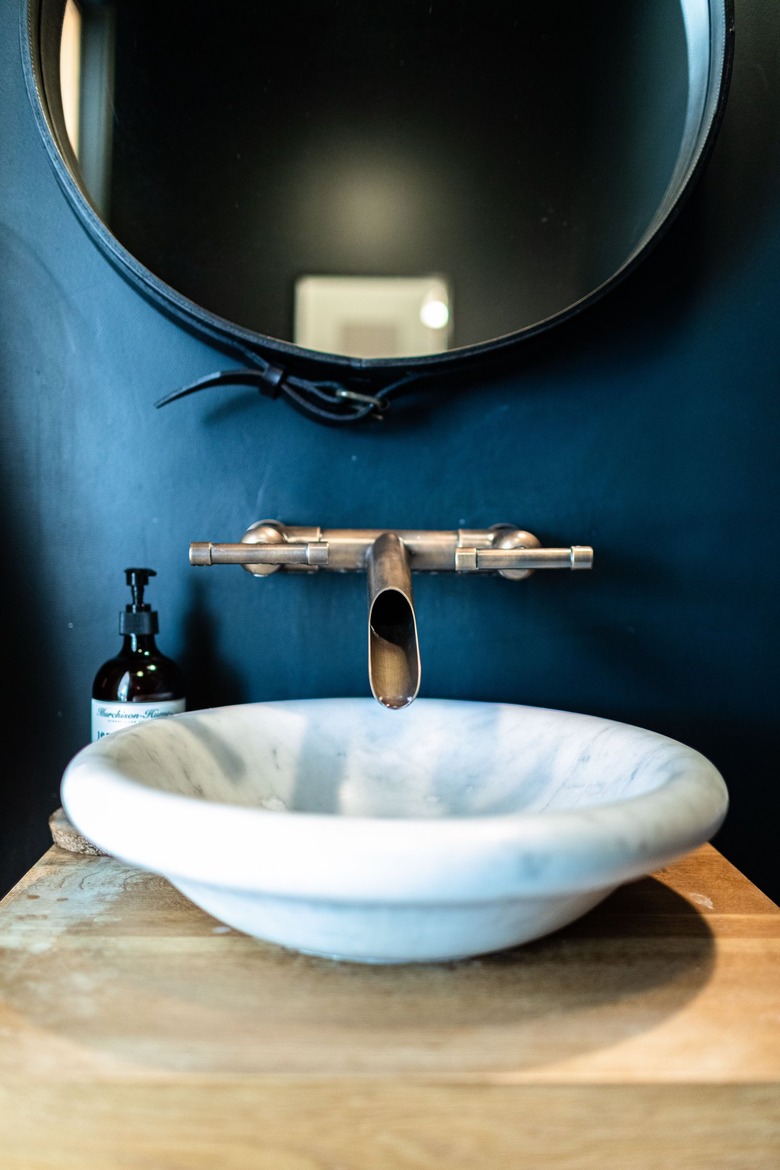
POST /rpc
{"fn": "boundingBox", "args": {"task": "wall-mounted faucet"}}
[190,522,593,710]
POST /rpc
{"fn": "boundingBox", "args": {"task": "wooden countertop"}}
[0,843,778,1168]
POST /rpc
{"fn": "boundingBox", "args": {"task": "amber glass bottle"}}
[91,568,186,741]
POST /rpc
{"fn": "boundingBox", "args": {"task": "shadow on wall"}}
[179,577,246,712]
[656,718,778,906]
[0,503,57,894]
[0,224,84,893]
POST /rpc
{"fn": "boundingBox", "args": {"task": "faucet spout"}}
[366,533,421,710]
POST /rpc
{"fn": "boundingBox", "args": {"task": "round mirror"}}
[23,0,732,419]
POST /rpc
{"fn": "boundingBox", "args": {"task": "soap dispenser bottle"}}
[91,568,186,741]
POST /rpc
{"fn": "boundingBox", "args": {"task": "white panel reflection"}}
[295,275,452,358]
[59,0,82,156]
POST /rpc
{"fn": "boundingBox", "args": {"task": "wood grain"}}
[0,845,778,1168]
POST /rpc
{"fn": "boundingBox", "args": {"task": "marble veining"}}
[61,699,728,963]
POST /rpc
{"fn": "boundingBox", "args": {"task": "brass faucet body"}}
[190,522,593,709]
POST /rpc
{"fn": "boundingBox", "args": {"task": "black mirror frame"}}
[21,0,734,425]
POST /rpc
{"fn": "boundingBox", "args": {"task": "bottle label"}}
[91,698,186,741]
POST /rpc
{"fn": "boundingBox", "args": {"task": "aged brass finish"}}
[366,532,421,709]
[190,522,593,708]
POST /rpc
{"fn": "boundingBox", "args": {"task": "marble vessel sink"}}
[61,699,728,963]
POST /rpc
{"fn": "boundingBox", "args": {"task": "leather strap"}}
[155,364,422,424]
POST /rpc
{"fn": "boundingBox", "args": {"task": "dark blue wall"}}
[1,0,779,900]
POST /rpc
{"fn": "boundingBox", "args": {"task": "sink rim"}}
[62,698,728,903]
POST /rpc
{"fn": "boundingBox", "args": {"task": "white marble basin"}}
[61,699,728,963]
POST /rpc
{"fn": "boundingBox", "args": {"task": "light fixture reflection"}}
[420,297,450,330]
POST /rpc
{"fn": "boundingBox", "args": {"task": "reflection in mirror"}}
[61,0,115,217]
[294,275,452,358]
[58,0,695,359]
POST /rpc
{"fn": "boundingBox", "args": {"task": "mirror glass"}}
[56,0,694,360]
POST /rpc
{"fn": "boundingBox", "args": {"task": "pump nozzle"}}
[124,568,157,610]
[120,568,159,635]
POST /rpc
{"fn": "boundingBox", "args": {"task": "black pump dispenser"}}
[119,568,159,636]
[91,568,186,741]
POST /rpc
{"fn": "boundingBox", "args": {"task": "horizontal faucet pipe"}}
[190,525,594,576]
[190,541,328,567]
[190,540,592,572]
